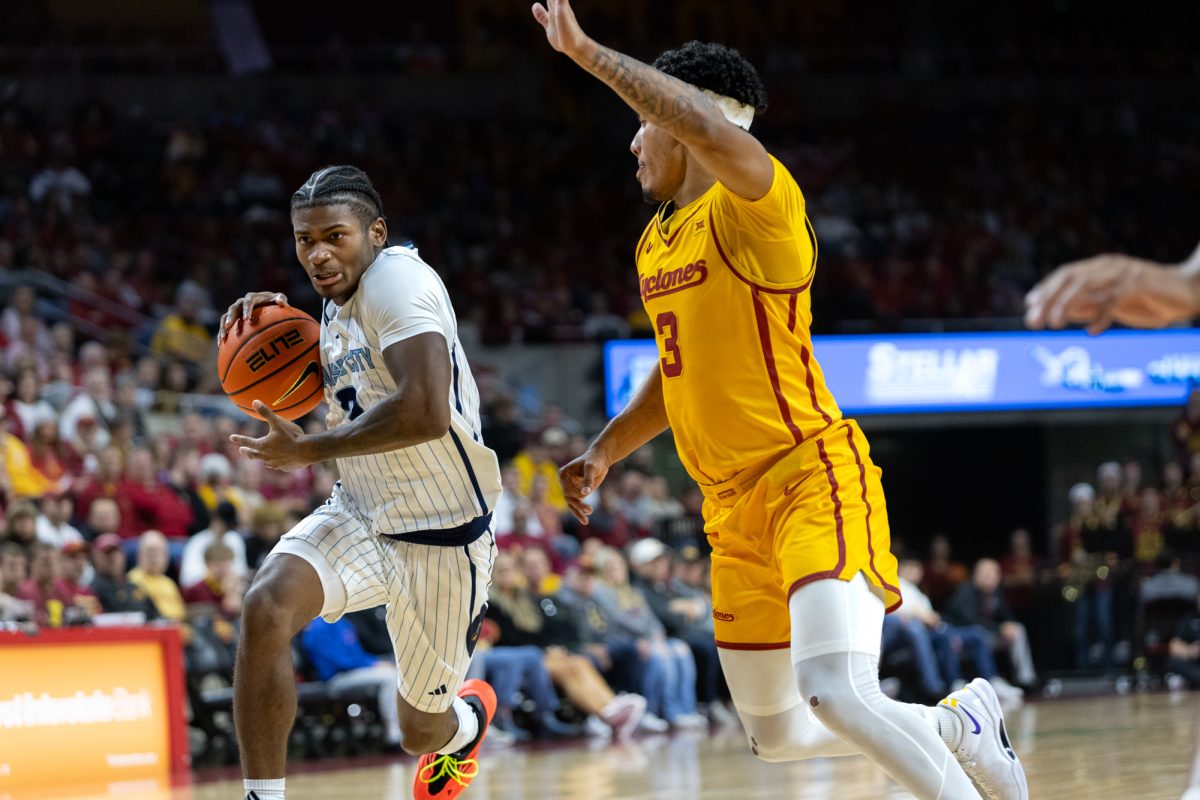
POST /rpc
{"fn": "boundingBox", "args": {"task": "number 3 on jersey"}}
[657,311,683,378]
[335,386,365,420]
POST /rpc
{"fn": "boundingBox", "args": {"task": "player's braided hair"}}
[291,165,385,227]
[653,41,768,115]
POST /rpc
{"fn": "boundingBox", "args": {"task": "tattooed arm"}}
[531,0,774,200]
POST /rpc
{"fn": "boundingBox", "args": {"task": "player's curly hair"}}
[653,41,768,115]
[291,165,385,227]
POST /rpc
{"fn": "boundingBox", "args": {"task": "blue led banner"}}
[604,330,1200,417]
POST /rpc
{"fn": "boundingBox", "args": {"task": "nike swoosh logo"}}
[275,360,322,404]
[783,480,802,496]
[962,706,982,735]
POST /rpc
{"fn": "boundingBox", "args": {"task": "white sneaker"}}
[600,693,647,740]
[669,712,708,730]
[638,712,670,733]
[940,678,1029,800]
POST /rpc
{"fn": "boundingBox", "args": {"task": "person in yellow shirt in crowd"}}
[127,529,185,623]
[512,427,568,511]
[151,284,212,366]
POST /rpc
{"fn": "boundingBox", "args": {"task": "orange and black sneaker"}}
[413,679,497,800]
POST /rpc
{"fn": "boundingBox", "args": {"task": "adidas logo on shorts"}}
[427,685,448,697]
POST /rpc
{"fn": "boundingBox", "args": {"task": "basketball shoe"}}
[414,680,496,800]
[940,678,1028,800]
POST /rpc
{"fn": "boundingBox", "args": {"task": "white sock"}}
[436,697,480,755]
[244,778,284,800]
[931,705,964,750]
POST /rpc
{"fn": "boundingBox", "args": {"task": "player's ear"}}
[369,217,387,247]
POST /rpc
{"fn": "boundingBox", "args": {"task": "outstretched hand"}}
[229,401,314,471]
[531,0,590,58]
[1024,254,1193,335]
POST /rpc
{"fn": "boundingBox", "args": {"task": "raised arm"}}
[1025,239,1200,334]
[532,0,773,200]
[559,367,669,523]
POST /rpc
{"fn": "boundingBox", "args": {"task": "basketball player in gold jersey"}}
[1028,240,1200,800]
[533,1,1026,798]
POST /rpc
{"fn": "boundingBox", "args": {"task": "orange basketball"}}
[217,303,323,421]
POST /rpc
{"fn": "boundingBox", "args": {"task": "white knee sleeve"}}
[790,572,884,662]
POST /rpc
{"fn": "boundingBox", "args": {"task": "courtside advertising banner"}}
[605,330,1200,418]
[0,627,188,796]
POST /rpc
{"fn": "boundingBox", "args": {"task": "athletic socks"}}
[244,778,285,800]
[931,705,965,750]
[436,697,480,755]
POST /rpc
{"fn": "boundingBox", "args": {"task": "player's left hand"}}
[531,0,590,58]
[1024,253,1191,334]
[229,402,314,471]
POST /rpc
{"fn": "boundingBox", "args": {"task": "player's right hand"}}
[531,0,590,58]
[218,291,288,346]
[559,447,611,524]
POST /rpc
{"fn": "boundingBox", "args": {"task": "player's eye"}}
[329,232,344,241]
[296,236,311,245]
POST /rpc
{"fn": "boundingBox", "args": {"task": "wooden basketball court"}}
[169,692,1196,799]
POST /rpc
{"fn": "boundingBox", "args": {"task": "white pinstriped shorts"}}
[269,491,495,713]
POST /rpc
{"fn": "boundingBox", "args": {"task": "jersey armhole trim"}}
[708,208,814,295]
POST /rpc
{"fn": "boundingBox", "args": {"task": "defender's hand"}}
[531,0,590,58]
[559,447,611,524]
[218,291,288,346]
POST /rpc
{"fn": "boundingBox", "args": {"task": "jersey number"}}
[335,386,365,420]
[656,311,683,378]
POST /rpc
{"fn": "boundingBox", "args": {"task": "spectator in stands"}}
[569,485,632,550]
[528,473,576,559]
[15,541,73,626]
[513,429,567,511]
[2,499,39,556]
[656,488,706,554]
[242,501,286,573]
[301,617,404,750]
[80,496,121,543]
[481,397,523,465]
[151,284,212,367]
[1132,487,1166,568]
[164,445,209,534]
[636,477,685,531]
[127,530,185,623]
[0,286,48,348]
[1067,477,1129,670]
[179,501,247,589]
[1142,552,1200,606]
[74,448,127,531]
[90,532,158,619]
[28,138,91,213]
[1095,461,1125,529]
[9,367,55,440]
[120,447,194,542]
[58,539,97,613]
[0,405,54,498]
[486,551,647,739]
[0,542,32,621]
[59,367,116,451]
[492,465,523,537]
[1172,389,1200,461]
[626,537,726,722]
[1167,597,1200,689]
[182,540,244,622]
[1000,528,1037,620]
[35,490,82,549]
[922,534,968,610]
[196,453,244,516]
[593,546,704,729]
[27,420,81,488]
[944,559,1038,688]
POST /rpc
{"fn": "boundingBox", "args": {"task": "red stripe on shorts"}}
[787,438,847,600]
[845,425,902,601]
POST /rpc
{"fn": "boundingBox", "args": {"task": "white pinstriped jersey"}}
[320,245,501,536]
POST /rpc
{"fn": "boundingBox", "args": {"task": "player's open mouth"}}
[312,271,341,287]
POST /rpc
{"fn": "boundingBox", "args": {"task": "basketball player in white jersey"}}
[220,166,500,800]
[1027,238,1200,800]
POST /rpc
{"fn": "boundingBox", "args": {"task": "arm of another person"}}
[560,367,668,524]
[532,0,773,201]
[1026,238,1200,333]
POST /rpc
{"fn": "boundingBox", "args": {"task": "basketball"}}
[218,303,323,421]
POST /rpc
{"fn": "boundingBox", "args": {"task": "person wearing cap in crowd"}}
[36,489,82,549]
[128,530,185,623]
[179,500,248,588]
[59,538,97,610]
[627,537,730,724]
[196,452,245,516]
[90,532,159,618]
